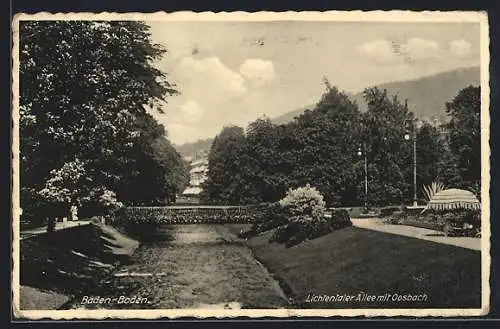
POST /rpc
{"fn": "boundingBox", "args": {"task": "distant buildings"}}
[181,150,209,201]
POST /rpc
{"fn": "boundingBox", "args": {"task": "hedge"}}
[117,205,264,226]
[269,209,353,248]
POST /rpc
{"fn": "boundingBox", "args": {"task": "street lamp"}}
[404,118,419,207]
[357,142,368,210]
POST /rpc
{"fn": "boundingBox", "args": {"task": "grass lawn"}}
[20,286,71,310]
[246,226,481,308]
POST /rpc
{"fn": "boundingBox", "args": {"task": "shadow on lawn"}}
[20,223,141,301]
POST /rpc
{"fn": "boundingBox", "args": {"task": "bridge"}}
[118,204,264,225]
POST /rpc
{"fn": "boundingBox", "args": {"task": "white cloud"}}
[449,39,472,57]
[160,56,250,144]
[177,56,247,98]
[180,100,204,123]
[239,59,276,86]
[357,39,399,64]
[358,37,441,64]
[403,38,440,61]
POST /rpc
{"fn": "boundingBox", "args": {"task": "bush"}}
[378,206,402,218]
[279,184,326,224]
[269,209,353,247]
[269,186,351,247]
[115,209,163,241]
[239,202,290,238]
[442,209,481,228]
[384,208,481,235]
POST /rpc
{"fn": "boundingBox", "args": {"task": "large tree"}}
[203,126,250,205]
[19,21,179,224]
[362,87,414,206]
[445,85,481,194]
[291,84,363,206]
[244,117,287,203]
[415,122,461,197]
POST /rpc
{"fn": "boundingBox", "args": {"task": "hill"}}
[271,105,314,125]
[272,66,480,124]
[174,138,213,159]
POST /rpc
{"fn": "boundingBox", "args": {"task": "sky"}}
[146,20,481,145]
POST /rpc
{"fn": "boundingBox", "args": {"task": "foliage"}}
[19,21,182,224]
[385,208,481,235]
[279,184,326,224]
[269,209,352,248]
[38,159,87,205]
[422,181,445,201]
[377,206,403,218]
[118,206,259,226]
[445,86,481,191]
[361,88,414,206]
[204,83,363,206]
[203,82,481,209]
[268,185,351,247]
[416,123,461,197]
[238,202,291,239]
[288,84,363,206]
[202,126,255,205]
[244,117,289,203]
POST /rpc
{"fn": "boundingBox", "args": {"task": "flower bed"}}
[385,209,481,237]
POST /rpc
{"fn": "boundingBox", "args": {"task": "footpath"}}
[351,218,481,251]
[20,220,92,240]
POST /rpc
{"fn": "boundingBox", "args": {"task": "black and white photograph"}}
[11,11,490,319]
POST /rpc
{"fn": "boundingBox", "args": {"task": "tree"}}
[362,87,414,206]
[19,21,178,223]
[415,122,461,199]
[244,117,287,203]
[445,85,481,193]
[203,126,250,205]
[290,83,363,206]
[205,82,364,207]
[150,136,190,204]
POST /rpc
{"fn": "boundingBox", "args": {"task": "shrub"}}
[443,209,481,228]
[378,206,401,218]
[270,186,351,247]
[279,184,326,224]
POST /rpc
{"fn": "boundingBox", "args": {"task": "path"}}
[20,220,92,240]
[67,224,289,309]
[351,218,481,251]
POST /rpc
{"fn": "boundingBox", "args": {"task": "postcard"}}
[11,10,490,319]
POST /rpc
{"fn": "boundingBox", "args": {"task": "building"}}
[181,150,209,200]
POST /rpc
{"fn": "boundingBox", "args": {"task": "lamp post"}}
[357,142,368,210]
[404,119,418,207]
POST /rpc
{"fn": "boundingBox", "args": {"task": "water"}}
[65,224,289,309]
